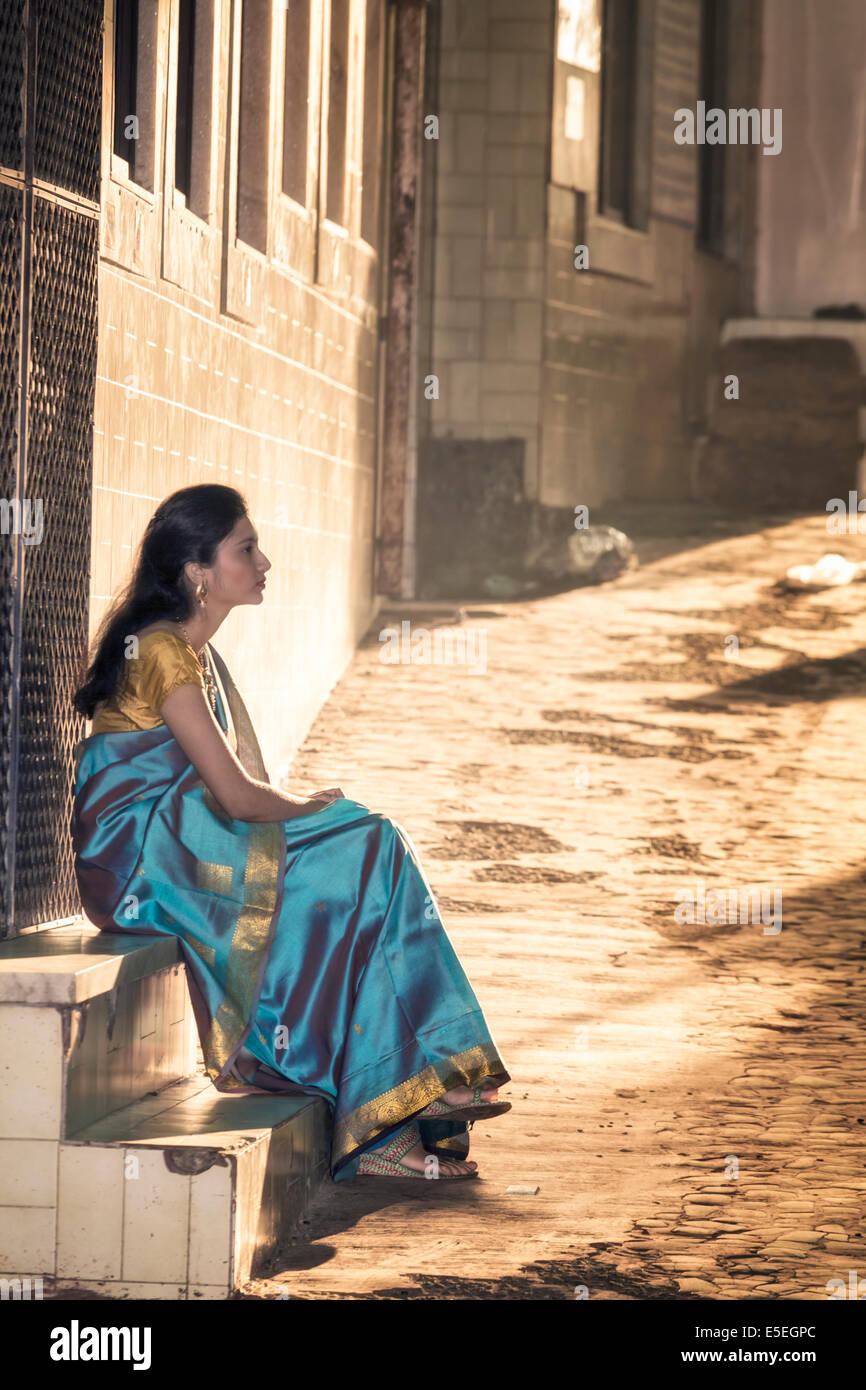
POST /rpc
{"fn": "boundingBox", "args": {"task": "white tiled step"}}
[3,1074,330,1298]
[0,923,197,1138]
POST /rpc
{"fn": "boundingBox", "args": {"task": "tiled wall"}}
[93,271,378,782]
[429,0,549,498]
[542,0,761,508]
[65,963,196,1134]
[757,0,866,316]
[427,0,761,513]
[91,1,383,783]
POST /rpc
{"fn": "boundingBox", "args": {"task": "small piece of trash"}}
[783,553,866,591]
[505,1184,540,1195]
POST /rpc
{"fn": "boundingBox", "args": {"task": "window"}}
[237,0,272,251]
[360,0,385,247]
[597,0,652,229]
[696,0,727,254]
[598,0,636,220]
[175,0,196,200]
[112,0,158,192]
[173,0,215,218]
[113,0,140,179]
[282,0,311,205]
[557,0,601,69]
[325,0,350,226]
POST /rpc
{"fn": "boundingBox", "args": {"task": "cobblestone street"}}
[247,508,866,1300]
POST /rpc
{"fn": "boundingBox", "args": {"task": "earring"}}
[197,581,208,605]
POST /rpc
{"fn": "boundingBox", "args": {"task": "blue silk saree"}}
[70,642,510,1180]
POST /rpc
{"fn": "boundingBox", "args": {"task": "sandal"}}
[357,1122,478,1180]
[418,1084,512,1122]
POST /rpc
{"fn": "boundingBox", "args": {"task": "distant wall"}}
[757,0,866,316]
[423,0,762,528]
[425,0,550,500]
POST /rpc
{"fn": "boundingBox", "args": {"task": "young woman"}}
[71,484,511,1182]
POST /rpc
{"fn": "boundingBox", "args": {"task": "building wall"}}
[428,0,550,499]
[92,0,385,783]
[426,0,762,515]
[756,0,866,317]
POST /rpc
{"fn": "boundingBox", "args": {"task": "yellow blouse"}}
[90,629,206,734]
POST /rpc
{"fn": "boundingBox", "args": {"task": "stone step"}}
[45,1075,327,1298]
[0,923,332,1297]
[0,922,198,1139]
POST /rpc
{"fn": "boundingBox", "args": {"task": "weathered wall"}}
[543,0,761,507]
[427,0,549,500]
[757,0,866,316]
[424,0,762,524]
[92,1,382,784]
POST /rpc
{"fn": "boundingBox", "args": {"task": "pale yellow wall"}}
[92,0,382,784]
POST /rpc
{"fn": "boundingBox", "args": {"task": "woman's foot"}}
[357,1122,478,1178]
[398,1138,478,1177]
[416,1080,510,1122]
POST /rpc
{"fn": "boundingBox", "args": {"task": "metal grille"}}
[0,186,22,932]
[0,1,24,170]
[0,0,101,935]
[33,0,103,201]
[14,200,96,927]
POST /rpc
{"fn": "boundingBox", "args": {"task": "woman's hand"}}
[287,787,345,817]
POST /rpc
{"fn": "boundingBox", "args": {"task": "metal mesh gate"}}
[0,0,101,936]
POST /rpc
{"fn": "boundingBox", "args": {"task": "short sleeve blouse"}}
[90,629,206,734]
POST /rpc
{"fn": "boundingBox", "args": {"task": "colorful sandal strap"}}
[377,1121,419,1163]
[419,1098,449,1116]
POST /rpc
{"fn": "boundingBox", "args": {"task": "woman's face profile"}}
[197,514,271,608]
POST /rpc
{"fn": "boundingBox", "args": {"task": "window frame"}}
[695,0,728,256]
[272,0,323,285]
[102,0,163,282]
[596,0,653,232]
[108,0,160,200]
[162,0,222,302]
[314,0,366,296]
[359,0,386,252]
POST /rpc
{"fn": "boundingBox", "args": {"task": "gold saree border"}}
[209,645,268,781]
[198,644,283,1087]
[183,932,216,967]
[196,860,233,897]
[203,820,281,1081]
[332,1041,507,1167]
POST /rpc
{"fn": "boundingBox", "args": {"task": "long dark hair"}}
[72,484,249,720]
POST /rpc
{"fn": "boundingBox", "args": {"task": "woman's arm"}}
[159,683,339,822]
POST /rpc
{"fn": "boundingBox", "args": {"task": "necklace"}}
[173,618,218,713]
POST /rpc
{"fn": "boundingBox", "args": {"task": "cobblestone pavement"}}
[245,509,866,1300]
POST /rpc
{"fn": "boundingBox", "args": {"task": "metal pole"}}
[4,0,38,936]
[377,0,427,598]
